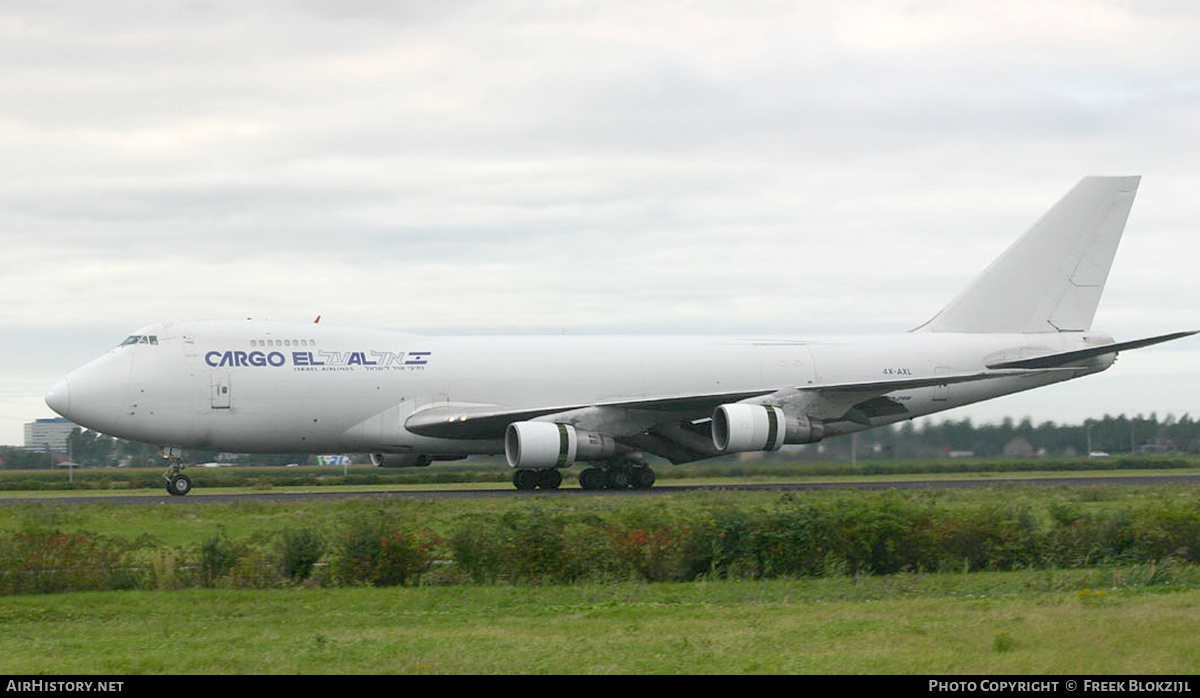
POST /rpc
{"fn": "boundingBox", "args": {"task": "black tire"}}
[632,467,656,489]
[537,469,563,490]
[579,468,606,491]
[606,468,631,490]
[513,470,540,491]
[167,473,192,496]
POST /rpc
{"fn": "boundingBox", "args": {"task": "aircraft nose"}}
[45,378,71,417]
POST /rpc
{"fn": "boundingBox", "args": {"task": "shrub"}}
[751,502,835,578]
[825,497,938,575]
[683,507,755,580]
[334,512,438,586]
[199,534,240,588]
[495,507,570,583]
[1130,505,1200,563]
[230,546,286,589]
[280,528,326,582]
[448,507,584,584]
[448,515,505,584]
[0,528,133,594]
[603,523,687,582]
[934,504,1042,572]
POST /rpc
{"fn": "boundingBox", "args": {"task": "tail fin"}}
[918,176,1140,334]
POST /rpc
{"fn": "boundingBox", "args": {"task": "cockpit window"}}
[119,335,159,347]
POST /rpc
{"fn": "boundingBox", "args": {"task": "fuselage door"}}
[211,373,231,409]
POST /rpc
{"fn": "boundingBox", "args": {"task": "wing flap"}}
[985,330,1197,370]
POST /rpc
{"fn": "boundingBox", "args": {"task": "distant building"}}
[1003,437,1036,458]
[24,418,78,453]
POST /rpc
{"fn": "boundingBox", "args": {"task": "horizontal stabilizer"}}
[986,330,1198,370]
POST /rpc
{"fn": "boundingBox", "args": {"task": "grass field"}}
[3,467,1200,674]
[2,573,1199,674]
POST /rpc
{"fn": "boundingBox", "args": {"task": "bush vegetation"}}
[4,487,1200,595]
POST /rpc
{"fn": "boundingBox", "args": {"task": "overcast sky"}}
[2,1,1198,447]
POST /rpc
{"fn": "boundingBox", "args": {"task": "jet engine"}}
[505,421,621,469]
[711,404,824,453]
[370,453,433,468]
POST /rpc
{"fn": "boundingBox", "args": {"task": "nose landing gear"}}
[160,446,192,496]
[166,471,193,496]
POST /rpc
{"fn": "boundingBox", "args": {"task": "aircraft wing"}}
[403,370,1025,441]
[403,389,779,440]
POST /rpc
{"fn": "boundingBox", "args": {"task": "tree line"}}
[0,430,317,469]
[2,412,1199,469]
[820,413,1200,460]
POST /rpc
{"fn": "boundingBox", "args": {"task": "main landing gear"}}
[512,468,562,491]
[578,461,656,491]
[509,458,657,491]
[160,447,192,496]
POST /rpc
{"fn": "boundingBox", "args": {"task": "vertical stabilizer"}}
[919,176,1140,334]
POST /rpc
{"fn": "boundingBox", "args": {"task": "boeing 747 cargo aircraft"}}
[45,176,1195,495]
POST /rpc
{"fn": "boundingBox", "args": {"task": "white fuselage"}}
[45,319,1113,457]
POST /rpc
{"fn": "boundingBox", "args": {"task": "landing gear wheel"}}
[579,468,607,491]
[166,473,192,497]
[160,447,192,496]
[578,459,657,491]
[513,469,564,490]
[606,468,631,490]
[513,470,540,491]
[631,467,657,490]
[537,469,563,490]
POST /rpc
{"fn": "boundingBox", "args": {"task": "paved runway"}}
[3,473,1200,505]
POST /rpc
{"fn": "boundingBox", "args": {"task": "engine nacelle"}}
[371,453,433,468]
[505,421,620,469]
[711,404,824,453]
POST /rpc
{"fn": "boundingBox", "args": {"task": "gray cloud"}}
[3,1,1199,443]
